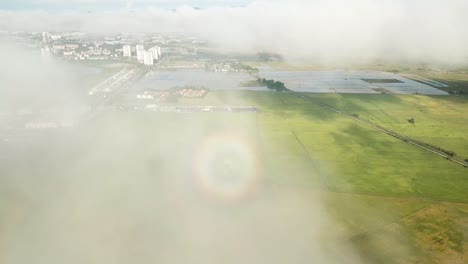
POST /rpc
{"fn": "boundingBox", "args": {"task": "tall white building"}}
[149,47,159,61]
[122,45,132,57]
[143,50,154,66]
[157,46,162,58]
[136,45,145,63]
[42,32,49,44]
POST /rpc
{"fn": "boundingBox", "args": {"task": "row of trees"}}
[257,78,286,91]
[423,142,457,157]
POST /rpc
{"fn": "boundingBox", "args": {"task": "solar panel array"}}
[259,70,448,95]
[134,70,448,95]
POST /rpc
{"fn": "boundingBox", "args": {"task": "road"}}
[88,68,139,96]
[85,67,148,120]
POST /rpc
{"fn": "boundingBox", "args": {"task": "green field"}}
[2,85,466,263]
[178,90,468,263]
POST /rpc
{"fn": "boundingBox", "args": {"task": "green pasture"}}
[180,90,468,263]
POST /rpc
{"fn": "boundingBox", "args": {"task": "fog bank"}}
[1,0,468,65]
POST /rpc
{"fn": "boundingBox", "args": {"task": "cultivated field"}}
[3,84,465,263]
[178,90,468,263]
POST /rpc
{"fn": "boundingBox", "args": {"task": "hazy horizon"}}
[2,0,468,65]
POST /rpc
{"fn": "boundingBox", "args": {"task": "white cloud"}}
[5,0,252,7]
[1,0,468,65]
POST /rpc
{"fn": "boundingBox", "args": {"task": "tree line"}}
[257,78,286,91]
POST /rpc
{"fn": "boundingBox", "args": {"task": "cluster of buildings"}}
[135,88,207,103]
[206,62,248,72]
[173,88,208,98]
[41,31,62,57]
[29,31,207,65]
[27,31,207,64]
[40,31,120,60]
[41,32,62,43]
[208,63,237,72]
[42,43,114,60]
[123,44,162,66]
[136,91,170,102]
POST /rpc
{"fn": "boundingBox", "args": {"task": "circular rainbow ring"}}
[192,131,262,202]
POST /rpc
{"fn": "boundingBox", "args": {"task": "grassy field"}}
[178,90,468,263]
[4,85,465,263]
[304,94,468,160]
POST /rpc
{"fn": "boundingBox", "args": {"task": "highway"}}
[88,68,138,96]
[85,67,148,120]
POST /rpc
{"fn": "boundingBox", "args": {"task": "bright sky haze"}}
[0,0,253,11]
[1,0,468,65]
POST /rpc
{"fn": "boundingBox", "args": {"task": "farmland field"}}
[2,86,466,263]
[178,90,468,263]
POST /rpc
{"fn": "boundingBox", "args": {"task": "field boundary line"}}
[288,125,331,191]
[274,182,468,204]
[323,190,468,204]
[347,202,436,241]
